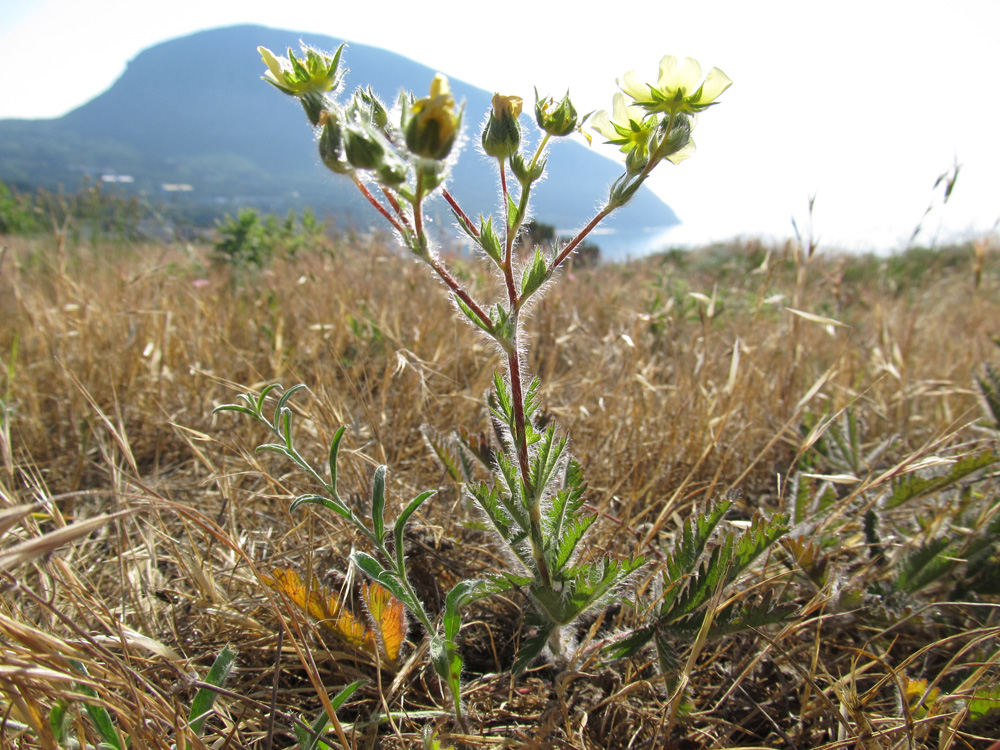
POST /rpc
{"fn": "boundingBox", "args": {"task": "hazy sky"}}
[2,1,998,251]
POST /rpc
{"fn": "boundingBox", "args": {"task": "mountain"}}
[0,25,678,252]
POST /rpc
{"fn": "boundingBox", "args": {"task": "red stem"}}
[442,189,478,238]
[352,176,405,235]
[380,187,412,231]
[549,207,612,273]
[428,257,495,333]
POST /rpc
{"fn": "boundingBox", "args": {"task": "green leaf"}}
[895,537,954,594]
[290,493,352,521]
[351,550,387,581]
[69,660,122,750]
[422,425,466,482]
[552,515,596,571]
[603,624,656,660]
[188,645,237,736]
[429,635,463,704]
[274,383,309,419]
[371,465,387,545]
[294,679,364,749]
[512,620,554,675]
[394,489,435,572]
[520,247,549,300]
[506,192,520,229]
[48,701,69,744]
[968,684,1000,721]
[660,499,730,614]
[454,295,494,336]
[327,425,346,497]
[886,451,997,509]
[478,216,503,265]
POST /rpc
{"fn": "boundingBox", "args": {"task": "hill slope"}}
[0,24,678,250]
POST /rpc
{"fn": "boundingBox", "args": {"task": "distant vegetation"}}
[2,206,998,747]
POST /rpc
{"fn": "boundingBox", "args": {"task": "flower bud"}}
[344,123,385,170]
[349,86,389,131]
[405,74,461,161]
[481,94,523,159]
[534,89,578,137]
[657,113,695,165]
[318,113,353,174]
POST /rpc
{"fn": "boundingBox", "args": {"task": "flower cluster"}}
[258,44,463,234]
[592,55,730,181]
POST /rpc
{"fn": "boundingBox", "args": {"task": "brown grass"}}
[1,230,998,749]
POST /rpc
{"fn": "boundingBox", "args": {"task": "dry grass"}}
[1,229,998,749]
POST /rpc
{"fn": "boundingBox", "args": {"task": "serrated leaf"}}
[895,537,954,594]
[552,515,596,571]
[886,451,997,509]
[520,247,549,299]
[512,621,555,675]
[455,294,494,336]
[478,216,503,265]
[457,425,494,469]
[423,425,466,482]
[602,624,656,659]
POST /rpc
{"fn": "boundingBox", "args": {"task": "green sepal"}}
[510,153,545,186]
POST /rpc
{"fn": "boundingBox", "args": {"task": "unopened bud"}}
[481,93,523,159]
[405,74,461,161]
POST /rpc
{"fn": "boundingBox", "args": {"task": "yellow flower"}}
[491,93,523,119]
[620,55,731,116]
[590,92,657,158]
[406,74,461,161]
[257,44,345,98]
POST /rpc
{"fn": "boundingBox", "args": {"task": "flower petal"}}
[658,56,703,95]
[590,109,616,140]
[619,70,653,102]
[666,136,696,164]
[699,67,733,103]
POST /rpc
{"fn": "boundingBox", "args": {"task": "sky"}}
[2,0,998,252]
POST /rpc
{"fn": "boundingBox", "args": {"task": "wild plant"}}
[217,43,733,724]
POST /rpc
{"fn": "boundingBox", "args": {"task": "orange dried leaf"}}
[362,581,407,662]
[263,567,370,650]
